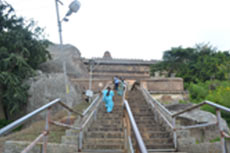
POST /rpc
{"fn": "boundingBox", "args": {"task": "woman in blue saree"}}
[117,81,125,96]
[102,87,115,113]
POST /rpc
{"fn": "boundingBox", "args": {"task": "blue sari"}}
[102,90,114,113]
[117,82,124,96]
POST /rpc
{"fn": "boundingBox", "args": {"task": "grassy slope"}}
[0,102,89,153]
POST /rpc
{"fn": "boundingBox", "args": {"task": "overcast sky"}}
[5,0,230,60]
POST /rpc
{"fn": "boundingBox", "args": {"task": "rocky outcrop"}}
[39,44,88,78]
[26,44,88,119]
[26,72,82,119]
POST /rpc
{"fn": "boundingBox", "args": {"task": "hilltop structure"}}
[82,51,158,79]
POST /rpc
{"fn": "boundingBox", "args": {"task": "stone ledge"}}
[4,140,78,153]
[149,91,188,94]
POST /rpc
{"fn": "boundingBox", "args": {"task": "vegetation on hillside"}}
[151,44,230,84]
[151,44,230,123]
[0,1,51,120]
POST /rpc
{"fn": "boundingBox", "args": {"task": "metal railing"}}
[0,98,82,153]
[141,87,230,153]
[122,84,148,153]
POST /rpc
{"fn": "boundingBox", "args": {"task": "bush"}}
[188,80,230,125]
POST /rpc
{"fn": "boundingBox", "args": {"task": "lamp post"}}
[86,59,95,103]
[54,0,63,45]
[54,0,81,124]
[89,59,95,92]
[54,0,81,45]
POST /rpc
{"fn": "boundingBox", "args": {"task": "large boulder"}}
[39,44,88,78]
[26,72,83,119]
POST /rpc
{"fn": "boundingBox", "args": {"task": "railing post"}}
[172,117,177,150]
[94,109,97,121]
[124,110,128,153]
[42,107,51,153]
[78,130,83,152]
[135,144,140,153]
[216,109,226,153]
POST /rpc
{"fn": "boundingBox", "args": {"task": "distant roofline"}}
[82,57,160,65]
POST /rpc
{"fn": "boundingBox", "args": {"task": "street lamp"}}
[54,0,81,45]
[86,59,95,102]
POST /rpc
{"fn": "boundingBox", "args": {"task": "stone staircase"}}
[127,89,186,153]
[82,94,124,152]
[60,88,187,153]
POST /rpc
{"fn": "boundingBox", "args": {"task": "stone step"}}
[133,112,153,116]
[135,120,156,125]
[98,111,124,114]
[83,143,124,150]
[65,129,80,136]
[97,114,123,118]
[133,117,155,121]
[143,138,173,144]
[83,138,124,144]
[145,143,174,149]
[148,152,186,153]
[145,131,172,138]
[130,108,152,111]
[129,104,150,107]
[139,126,166,132]
[100,106,123,110]
[147,149,186,153]
[91,123,123,128]
[61,135,78,145]
[88,127,123,132]
[86,131,124,138]
[82,148,124,153]
[128,105,150,108]
[96,117,123,120]
[95,120,123,125]
[131,132,172,139]
[133,114,155,117]
[137,124,163,128]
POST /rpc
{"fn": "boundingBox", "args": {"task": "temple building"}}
[82,51,158,79]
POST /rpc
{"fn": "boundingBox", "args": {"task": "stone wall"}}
[70,78,185,94]
[70,78,111,93]
[140,78,184,91]
[4,141,78,153]
[151,93,187,105]
[92,64,150,79]
[178,138,230,153]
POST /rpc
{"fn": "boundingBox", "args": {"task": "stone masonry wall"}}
[70,78,111,93]
[70,78,184,94]
[140,78,184,91]
[89,64,150,79]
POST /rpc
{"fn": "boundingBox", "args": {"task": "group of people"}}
[102,76,125,113]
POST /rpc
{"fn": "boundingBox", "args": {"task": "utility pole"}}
[54,0,63,45]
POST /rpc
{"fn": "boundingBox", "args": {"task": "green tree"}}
[0,2,50,119]
[151,44,230,83]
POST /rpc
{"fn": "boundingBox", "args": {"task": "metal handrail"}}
[0,97,86,153]
[123,83,148,153]
[140,87,230,153]
[0,98,61,136]
[76,82,112,151]
[142,87,172,116]
[82,95,100,116]
[123,100,148,153]
[141,87,174,129]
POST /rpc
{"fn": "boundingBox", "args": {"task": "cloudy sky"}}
[5,0,230,60]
